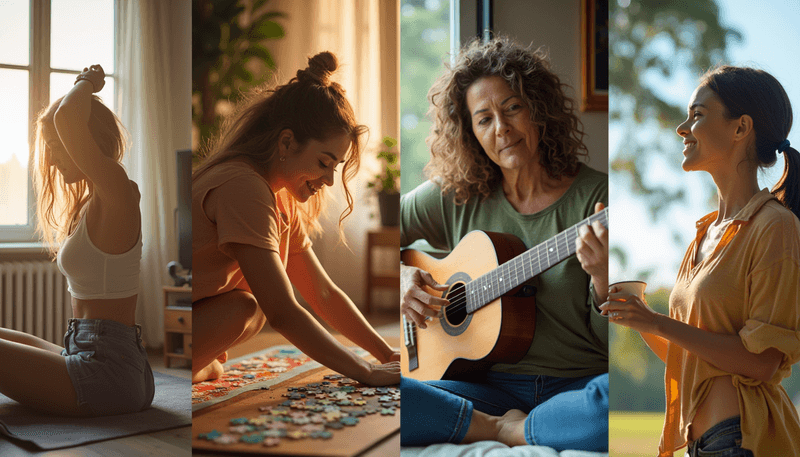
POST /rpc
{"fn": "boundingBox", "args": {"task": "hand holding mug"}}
[599,281,662,334]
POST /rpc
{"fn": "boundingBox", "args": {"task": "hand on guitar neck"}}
[401,265,450,329]
[575,202,609,305]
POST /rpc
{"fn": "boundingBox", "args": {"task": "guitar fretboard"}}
[464,208,608,313]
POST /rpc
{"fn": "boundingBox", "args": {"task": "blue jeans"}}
[687,417,753,457]
[400,372,608,452]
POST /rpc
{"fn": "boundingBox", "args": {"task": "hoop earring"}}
[280,155,286,162]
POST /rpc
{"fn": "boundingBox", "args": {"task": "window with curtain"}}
[400,0,451,194]
[0,0,116,243]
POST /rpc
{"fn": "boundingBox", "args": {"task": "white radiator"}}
[0,261,72,345]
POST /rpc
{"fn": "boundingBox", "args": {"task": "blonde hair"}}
[33,95,127,258]
[194,51,368,239]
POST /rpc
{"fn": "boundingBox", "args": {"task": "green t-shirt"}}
[400,164,608,377]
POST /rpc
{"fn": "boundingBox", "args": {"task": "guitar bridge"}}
[403,316,419,371]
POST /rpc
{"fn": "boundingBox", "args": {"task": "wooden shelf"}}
[163,286,192,368]
[364,227,400,314]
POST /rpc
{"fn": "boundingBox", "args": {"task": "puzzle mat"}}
[192,344,370,412]
[0,371,190,450]
[193,365,401,456]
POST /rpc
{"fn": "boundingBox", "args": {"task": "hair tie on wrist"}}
[777,139,791,152]
[74,74,96,91]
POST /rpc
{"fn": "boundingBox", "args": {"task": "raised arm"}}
[285,248,399,363]
[53,65,135,207]
[231,243,400,386]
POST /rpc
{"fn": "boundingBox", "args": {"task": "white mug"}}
[609,280,647,300]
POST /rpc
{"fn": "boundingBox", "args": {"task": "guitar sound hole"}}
[443,282,467,326]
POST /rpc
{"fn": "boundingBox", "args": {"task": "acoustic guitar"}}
[401,208,608,381]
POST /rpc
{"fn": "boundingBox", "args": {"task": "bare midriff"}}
[689,375,740,441]
[72,295,138,327]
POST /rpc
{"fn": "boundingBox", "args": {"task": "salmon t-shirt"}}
[659,189,800,456]
[192,161,311,302]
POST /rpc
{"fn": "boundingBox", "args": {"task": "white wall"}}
[490,0,609,172]
[168,0,193,263]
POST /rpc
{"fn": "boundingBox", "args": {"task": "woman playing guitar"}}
[400,37,609,451]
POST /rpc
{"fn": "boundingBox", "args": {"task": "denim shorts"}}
[61,318,155,416]
[687,416,754,457]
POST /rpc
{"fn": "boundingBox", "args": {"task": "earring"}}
[280,155,286,162]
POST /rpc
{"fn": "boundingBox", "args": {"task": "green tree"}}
[400,0,451,194]
[610,0,741,222]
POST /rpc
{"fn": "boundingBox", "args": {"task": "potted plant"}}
[367,136,400,227]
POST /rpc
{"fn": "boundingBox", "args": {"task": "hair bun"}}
[297,51,338,86]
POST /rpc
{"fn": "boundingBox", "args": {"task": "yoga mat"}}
[0,371,190,450]
[193,364,400,456]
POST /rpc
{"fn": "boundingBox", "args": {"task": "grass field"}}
[610,412,684,457]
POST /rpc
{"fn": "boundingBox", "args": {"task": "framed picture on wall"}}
[581,0,608,111]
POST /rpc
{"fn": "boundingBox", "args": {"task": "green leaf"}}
[235,65,253,83]
[382,136,398,148]
[243,45,276,69]
[250,20,284,40]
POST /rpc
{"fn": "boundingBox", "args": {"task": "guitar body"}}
[400,230,536,381]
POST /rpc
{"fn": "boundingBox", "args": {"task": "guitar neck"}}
[464,208,608,313]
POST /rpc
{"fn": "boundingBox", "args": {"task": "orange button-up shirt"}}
[660,190,800,456]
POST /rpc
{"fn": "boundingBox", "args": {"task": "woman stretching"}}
[0,65,153,416]
[192,52,400,386]
[603,66,800,456]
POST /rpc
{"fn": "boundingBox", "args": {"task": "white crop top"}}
[57,214,142,300]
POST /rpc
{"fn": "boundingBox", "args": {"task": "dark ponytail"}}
[701,66,800,220]
[773,146,800,217]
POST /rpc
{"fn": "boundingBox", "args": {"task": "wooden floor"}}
[193,311,401,457]
[0,349,192,457]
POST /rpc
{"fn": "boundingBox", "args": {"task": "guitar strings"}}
[435,210,608,316]
[403,210,608,334]
[405,227,583,328]
[411,227,581,318]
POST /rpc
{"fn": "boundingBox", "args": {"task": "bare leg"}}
[461,409,528,446]
[0,327,64,354]
[192,289,267,383]
[0,338,83,416]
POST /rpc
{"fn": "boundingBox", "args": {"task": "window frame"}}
[0,0,117,244]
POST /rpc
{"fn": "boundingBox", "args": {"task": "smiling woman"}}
[191,51,401,387]
[605,66,800,457]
